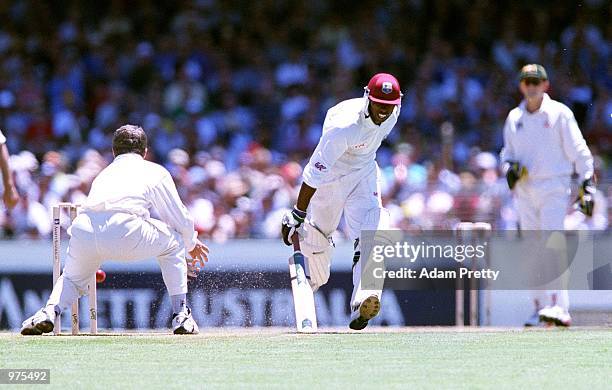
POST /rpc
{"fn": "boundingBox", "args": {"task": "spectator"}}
[0,1,609,240]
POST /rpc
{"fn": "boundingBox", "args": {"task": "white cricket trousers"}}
[47,211,188,312]
[308,162,389,312]
[515,176,571,311]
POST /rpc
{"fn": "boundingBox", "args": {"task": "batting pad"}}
[299,220,334,292]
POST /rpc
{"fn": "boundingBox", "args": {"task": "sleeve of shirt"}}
[560,110,594,180]
[150,171,198,252]
[499,116,515,172]
[302,127,349,188]
[0,130,6,145]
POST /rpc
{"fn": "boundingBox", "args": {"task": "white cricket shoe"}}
[538,305,571,327]
[172,307,199,335]
[20,307,56,335]
[349,295,381,331]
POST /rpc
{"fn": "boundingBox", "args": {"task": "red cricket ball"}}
[96,269,106,283]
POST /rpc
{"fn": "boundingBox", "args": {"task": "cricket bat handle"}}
[291,232,301,252]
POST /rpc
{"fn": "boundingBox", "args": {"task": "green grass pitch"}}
[1,328,611,389]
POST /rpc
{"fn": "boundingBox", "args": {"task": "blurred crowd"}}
[0,0,610,241]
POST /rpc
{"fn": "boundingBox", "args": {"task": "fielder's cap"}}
[519,64,548,81]
[366,73,402,105]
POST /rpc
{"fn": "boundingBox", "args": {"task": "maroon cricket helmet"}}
[365,73,402,105]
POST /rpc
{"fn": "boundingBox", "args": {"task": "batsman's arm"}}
[302,127,348,190]
[296,125,349,213]
[282,125,348,245]
[296,182,316,212]
[281,182,315,246]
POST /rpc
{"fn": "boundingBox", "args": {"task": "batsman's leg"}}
[345,166,389,330]
[306,181,345,291]
[299,221,334,292]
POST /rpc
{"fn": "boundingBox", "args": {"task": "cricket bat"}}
[288,232,318,333]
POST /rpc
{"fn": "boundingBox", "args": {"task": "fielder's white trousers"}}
[515,176,571,311]
[308,162,389,312]
[47,211,188,312]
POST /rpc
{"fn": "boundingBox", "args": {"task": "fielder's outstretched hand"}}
[188,239,209,277]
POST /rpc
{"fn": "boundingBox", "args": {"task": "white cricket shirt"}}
[83,153,197,251]
[501,93,593,180]
[303,97,400,188]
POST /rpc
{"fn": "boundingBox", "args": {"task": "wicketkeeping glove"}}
[504,161,528,190]
[281,206,307,246]
[576,177,596,217]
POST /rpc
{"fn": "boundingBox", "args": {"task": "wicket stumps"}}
[454,222,492,327]
[52,203,97,335]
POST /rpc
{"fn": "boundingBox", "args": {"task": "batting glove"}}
[281,206,307,246]
[504,161,528,190]
[576,177,596,217]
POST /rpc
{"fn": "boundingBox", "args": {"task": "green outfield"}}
[1,328,611,389]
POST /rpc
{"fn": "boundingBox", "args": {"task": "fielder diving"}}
[282,73,402,330]
[21,125,209,335]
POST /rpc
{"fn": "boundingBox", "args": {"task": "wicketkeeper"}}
[282,73,402,330]
[21,125,208,335]
[501,64,595,327]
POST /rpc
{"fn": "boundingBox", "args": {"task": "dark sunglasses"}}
[522,78,542,86]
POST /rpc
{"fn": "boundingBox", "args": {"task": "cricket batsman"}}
[500,64,595,327]
[281,73,402,330]
[21,125,209,335]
